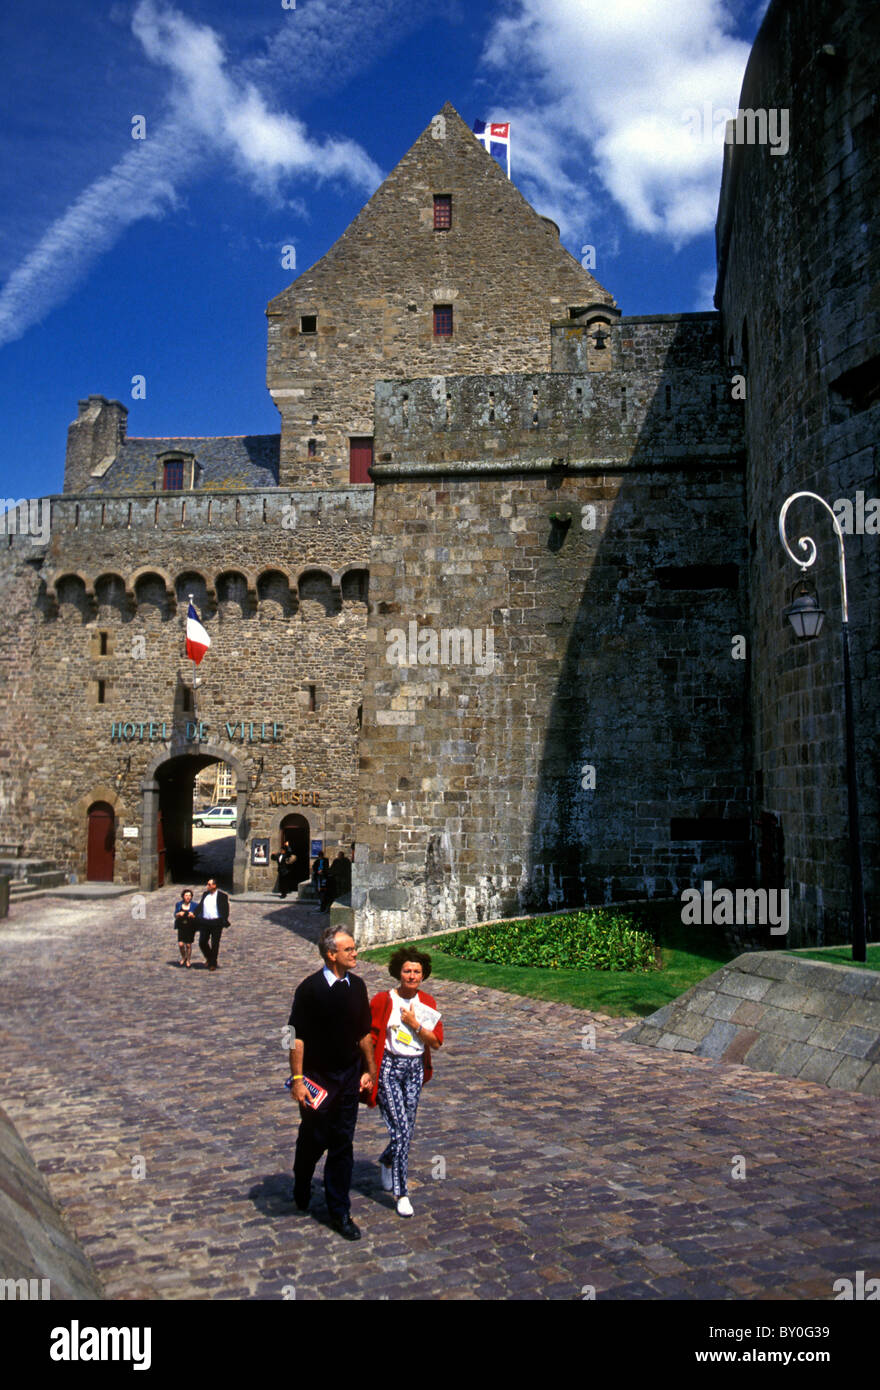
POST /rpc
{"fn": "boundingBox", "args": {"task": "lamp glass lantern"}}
[783,580,825,640]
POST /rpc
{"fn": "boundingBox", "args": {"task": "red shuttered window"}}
[433,304,453,337]
[433,195,452,229]
[349,437,373,483]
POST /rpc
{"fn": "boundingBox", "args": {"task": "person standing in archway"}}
[275,840,296,899]
[197,878,229,971]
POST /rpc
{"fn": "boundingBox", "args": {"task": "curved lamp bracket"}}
[778,490,849,625]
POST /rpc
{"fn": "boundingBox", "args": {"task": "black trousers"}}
[293,1061,361,1218]
[198,922,224,967]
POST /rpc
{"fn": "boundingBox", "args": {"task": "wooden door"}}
[87,802,115,881]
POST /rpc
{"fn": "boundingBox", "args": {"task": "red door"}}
[87,802,116,881]
[157,809,166,888]
[349,437,373,483]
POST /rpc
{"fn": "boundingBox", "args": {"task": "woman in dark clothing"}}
[174,889,198,967]
[275,841,296,899]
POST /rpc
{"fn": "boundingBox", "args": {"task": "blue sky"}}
[0,0,769,499]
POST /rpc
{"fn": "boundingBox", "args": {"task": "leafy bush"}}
[439,909,658,972]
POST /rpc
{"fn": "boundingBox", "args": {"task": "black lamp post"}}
[778,492,867,962]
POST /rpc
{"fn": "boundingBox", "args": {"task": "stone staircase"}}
[0,853,68,903]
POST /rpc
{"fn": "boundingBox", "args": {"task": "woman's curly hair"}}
[388,947,432,981]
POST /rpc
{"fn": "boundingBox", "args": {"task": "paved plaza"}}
[1,889,879,1301]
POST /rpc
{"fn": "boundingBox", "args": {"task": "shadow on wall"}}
[525,318,752,913]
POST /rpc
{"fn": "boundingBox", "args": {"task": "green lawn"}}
[361,902,737,1017]
[789,944,880,972]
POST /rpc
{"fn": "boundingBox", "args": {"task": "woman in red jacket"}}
[368,948,443,1217]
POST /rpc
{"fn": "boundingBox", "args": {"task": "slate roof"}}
[84,435,280,493]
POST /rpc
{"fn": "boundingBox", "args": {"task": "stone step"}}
[0,859,58,880]
[29,871,68,889]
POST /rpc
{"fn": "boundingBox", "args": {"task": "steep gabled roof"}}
[268,102,613,311]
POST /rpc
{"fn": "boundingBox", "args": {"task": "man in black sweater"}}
[288,927,375,1239]
[197,878,230,971]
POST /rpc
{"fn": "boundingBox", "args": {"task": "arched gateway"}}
[140,741,252,894]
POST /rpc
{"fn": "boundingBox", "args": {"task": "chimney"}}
[64,396,128,494]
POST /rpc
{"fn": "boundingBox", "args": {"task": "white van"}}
[192,806,237,829]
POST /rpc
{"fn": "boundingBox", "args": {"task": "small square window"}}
[433,195,452,230]
[300,315,317,334]
[433,304,453,338]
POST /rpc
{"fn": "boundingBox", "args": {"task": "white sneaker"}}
[396,1196,414,1217]
[380,1161,393,1192]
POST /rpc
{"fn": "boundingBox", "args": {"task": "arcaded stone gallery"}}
[0,0,877,949]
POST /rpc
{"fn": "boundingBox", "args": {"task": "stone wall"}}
[352,314,750,943]
[374,314,739,465]
[0,1104,103,1300]
[624,952,880,1096]
[717,0,880,945]
[266,103,614,488]
[0,488,372,890]
[0,555,41,853]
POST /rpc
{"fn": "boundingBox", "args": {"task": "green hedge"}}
[439,909,658,972]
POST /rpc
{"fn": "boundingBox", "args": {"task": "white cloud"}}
[132,0,382,195]
[482,0,751,247]
[0,118,197,352]
[693,267,718,310]
[0,0,384,349]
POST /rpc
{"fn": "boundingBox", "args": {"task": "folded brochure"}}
[284,1075,328,1109]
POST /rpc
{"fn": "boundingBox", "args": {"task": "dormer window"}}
[157,451,195,492]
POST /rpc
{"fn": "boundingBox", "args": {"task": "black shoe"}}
[293,1194,310,1213]
[330,1214,361,1241]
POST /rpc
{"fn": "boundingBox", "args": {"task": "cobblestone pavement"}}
[1,889,879,1301]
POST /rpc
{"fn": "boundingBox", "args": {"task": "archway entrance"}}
[141,744,251,894]
[279,813,311,892]
[87,802,116,881]
[156,754,238,888]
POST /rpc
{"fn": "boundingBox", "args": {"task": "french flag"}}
[473,119,511,178]
[186,601,211,665]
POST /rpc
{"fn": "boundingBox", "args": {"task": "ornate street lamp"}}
[783,579,825,640]
[778,491,867,961]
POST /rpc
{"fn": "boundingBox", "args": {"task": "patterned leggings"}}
[378,1053,424,1198]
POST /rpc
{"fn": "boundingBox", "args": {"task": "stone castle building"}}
[0,0,876,948]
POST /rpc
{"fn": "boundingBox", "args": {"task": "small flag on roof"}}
[473,120,511,178]
[186,601,211,665]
